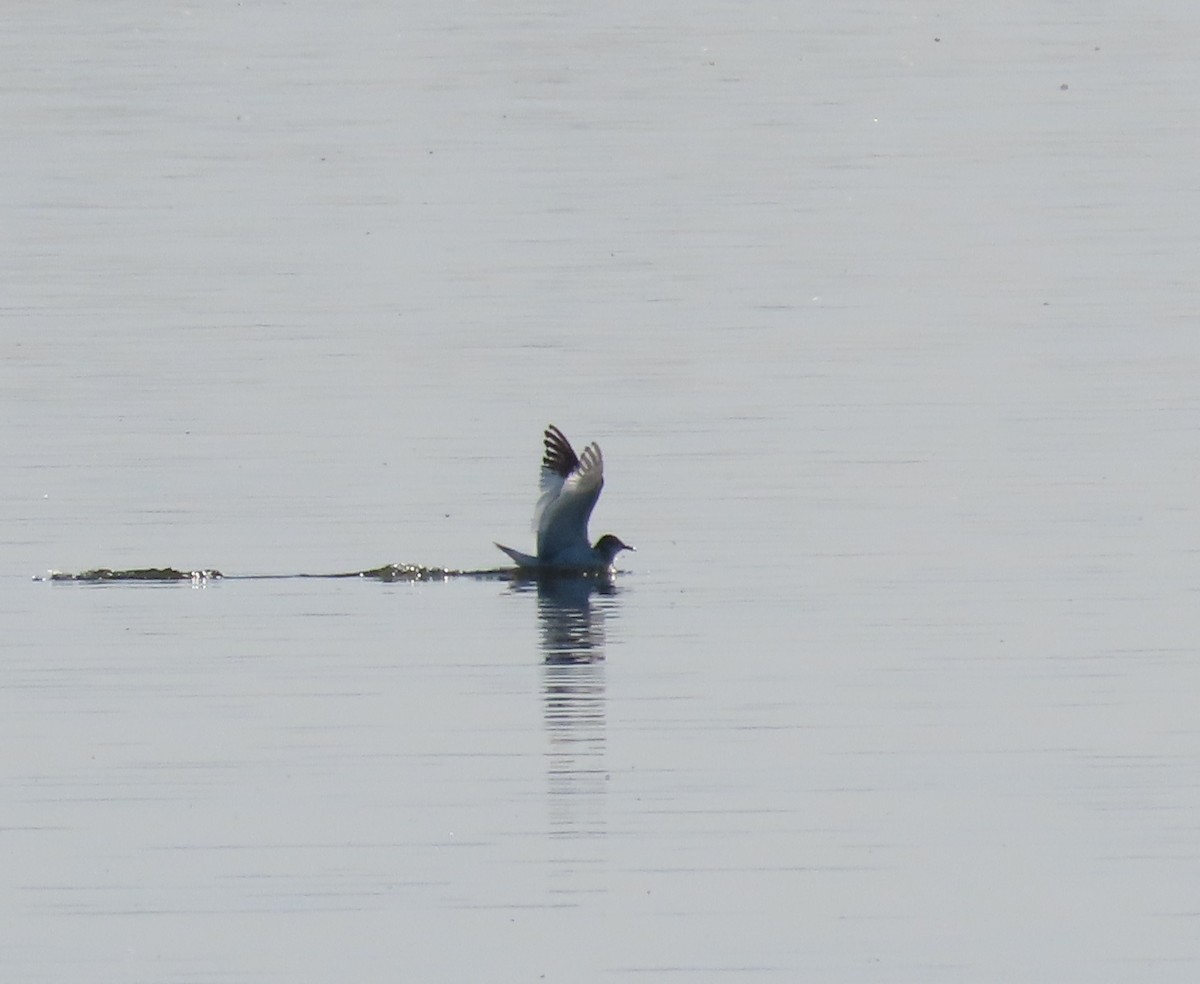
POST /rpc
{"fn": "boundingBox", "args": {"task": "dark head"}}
[594,534,634,567]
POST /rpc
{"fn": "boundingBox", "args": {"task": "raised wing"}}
[533,424,578,531]
[535,428,605,560]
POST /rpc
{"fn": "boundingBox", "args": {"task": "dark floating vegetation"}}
[39,564,624,584]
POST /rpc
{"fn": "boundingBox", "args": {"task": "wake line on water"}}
[39,564,506,583]
[37,564,623,584]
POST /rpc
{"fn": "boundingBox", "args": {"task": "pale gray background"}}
[2,2,1198,981]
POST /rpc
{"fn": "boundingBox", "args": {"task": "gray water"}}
[3,2,1199,981]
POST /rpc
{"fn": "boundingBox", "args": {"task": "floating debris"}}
[42,568,223,583]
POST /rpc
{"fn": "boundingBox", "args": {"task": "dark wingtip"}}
[542,424,579,477]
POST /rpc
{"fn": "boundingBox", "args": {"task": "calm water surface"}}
[3,1,1199,981]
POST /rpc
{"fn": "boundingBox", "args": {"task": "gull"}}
[495,425,634,571]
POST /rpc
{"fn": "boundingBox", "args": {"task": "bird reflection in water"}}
[522,570,618,663]
[510,571,621,841]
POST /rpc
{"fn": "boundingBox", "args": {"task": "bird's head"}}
[594,534,635,567]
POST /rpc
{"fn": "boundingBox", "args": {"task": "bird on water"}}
[495,424,634,571]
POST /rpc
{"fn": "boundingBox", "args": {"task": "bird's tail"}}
[494,542,539,567]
